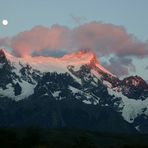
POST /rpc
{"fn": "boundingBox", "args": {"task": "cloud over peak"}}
[0,22,148,76]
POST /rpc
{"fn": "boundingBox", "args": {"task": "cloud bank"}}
[0,22,148,77]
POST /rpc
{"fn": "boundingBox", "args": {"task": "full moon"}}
[2,19,8,26]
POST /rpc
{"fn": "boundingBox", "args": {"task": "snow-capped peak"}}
[1,48,148,133]
[0,49,114,76]
[0,49,6,57]
[0,49,13,59]
[1,48,115,101]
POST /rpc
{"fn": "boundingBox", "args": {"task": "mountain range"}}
[0,49,148,133]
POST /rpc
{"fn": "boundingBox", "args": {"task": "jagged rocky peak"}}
[0,48,100,70]
[0,49,9,64]
[73,49,96,58]
[0,49,6,56]
[0,49,6,60]
[0,48,104,76]
[122,75,148,88]
[61,49,98,63]
[77,49,99,66]
[0,49,16,63]
[63,49,114,78]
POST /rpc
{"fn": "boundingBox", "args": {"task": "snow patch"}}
[83,100,92,104]
[0,83,14,98]
[0,81,35,101]
[108,88,148,123]
[52,91,61,97]
[135,125,140,132]
[103,80,112,88]
[69,86,80,94]
[16,81,35,101]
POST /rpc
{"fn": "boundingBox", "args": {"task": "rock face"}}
[0,49,148,133]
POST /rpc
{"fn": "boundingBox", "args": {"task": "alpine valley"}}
[0,49,148,134]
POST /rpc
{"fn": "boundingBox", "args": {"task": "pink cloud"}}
[10,25,71,57]
[1,22,147,58]
[0,22,148,76]
[73,22,148,57]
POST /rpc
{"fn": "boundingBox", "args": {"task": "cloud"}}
[10,25,71,57]
[103,57,136,77]
[0,21,148,76]
[0,37,10,47]
[73,22,148,57]
[71,15,86,25]
[145,66,148,70]
[1,22,148,58]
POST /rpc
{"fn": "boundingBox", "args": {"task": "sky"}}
[0,0,148,80]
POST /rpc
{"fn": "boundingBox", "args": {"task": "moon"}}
[2,19,8,26]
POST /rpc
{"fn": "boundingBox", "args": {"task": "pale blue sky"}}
[0,0,148,79]
[0,0,148,41]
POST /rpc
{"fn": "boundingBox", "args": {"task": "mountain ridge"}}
[0,49,114,75]
[0,48,148,133]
